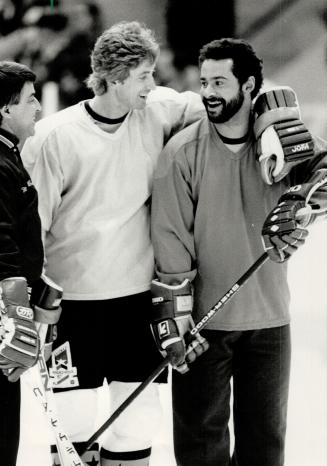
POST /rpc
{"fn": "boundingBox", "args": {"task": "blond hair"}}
[87,21,159,95]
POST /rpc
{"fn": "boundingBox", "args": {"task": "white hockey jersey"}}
[22,87,204,300]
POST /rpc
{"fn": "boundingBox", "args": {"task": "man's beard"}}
[203,88,244,123]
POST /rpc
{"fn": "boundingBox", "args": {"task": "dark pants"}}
[0,372,20,466]
[172,325,291,466]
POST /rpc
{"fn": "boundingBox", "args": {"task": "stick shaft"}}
[25,353,83,466]
[84,252,269,451]
[85,356,170,449]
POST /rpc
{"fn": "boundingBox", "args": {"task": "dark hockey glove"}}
[262,187,312,262]
[0,277,39,382]
[151,279,209,373]
[254,87,314,184]
[30,274,63,361]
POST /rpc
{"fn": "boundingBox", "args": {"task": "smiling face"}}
[6,81,41,141]
[113,59,157,112]
[200,58,246,124]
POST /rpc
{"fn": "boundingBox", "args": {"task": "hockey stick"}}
[22,278,82,466]
[20,316,83,466]
[83,252,269,452]
[26,351,84,466]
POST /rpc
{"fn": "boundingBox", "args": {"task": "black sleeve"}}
[0,162,24,280]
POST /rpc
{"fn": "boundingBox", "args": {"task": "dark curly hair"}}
[199,38,264,99]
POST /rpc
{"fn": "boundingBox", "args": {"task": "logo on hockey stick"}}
[49,341,79,388]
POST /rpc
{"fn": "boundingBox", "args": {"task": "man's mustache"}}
[202,98,224,105]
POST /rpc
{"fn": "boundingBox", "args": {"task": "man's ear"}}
[0,105,11,120]
[243,76,255,95]
[106,79,119,90]
[111,79,125,86]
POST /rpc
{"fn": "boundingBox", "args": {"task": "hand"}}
[262,198,310,262]
[263,228,309,262]
[150,278,209,373]
[0,316,39,382]
[166,339,186,367]
[0,278,40,382]
[155,319,209,374]
[171,332,209,374]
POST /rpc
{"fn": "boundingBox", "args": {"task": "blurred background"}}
[1,0,327,139]
[2,1,325,465]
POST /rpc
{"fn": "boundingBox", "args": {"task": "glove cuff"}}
[151,278,193,321]
[34,305,61,324]
[30,274,63,324]
[30,274,63,310]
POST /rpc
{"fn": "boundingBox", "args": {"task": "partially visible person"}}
[150,38,327,466]
[0,60,42,466]
[0,3,96,108]
[47,1,102,108]
[21,1,102,108]
[0,0,24,36]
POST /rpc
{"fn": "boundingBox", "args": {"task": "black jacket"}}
[0,128,43,283]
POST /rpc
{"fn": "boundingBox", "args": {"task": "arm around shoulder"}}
[147,86,204,138]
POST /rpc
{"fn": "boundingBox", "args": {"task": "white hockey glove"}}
[30,274,63,361]
[151,279,209,374]
[0,277,39,382]
[254,87,314,184]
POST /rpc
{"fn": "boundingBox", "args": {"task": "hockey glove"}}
[254,87,314,184]
[262,187,312,262]
[30,274,63,361]
[151,279,209,373]
[0,277,39,382]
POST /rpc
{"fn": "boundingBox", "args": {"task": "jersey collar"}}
[0,127,19,149]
